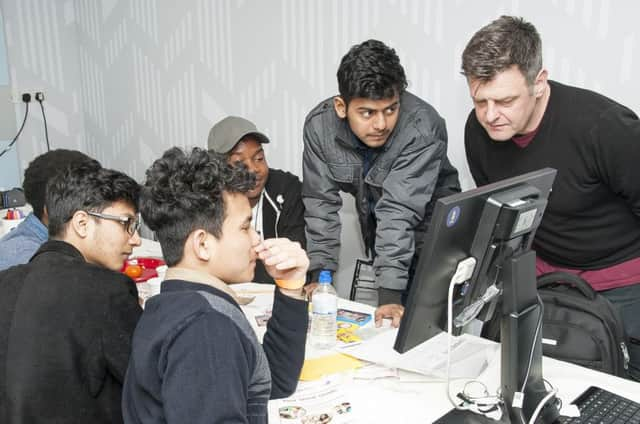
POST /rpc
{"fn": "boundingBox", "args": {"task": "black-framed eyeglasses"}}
[86,211,141,236]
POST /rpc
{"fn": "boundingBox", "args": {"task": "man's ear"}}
[69,210,91,239]
[333,96,347,119]
[41,205,49,227]
[533,69,548,98]
[190,229,214,262]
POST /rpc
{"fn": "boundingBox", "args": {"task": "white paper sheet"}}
[338,329,498,379]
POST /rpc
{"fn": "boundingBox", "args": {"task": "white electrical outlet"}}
[10,88,45,103]
[9,87,19,103]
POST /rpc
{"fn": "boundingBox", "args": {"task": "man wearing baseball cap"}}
[208,116,305,284]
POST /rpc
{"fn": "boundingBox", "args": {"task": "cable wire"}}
[37,98,50,151]
[0,102,29,159]
[512,295,547,424]
[520,295,545,393]
[446,277,469,410]
[445,270,502,416]
[528,388,558,424]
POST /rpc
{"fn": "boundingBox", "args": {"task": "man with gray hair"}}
[462,15,640,380]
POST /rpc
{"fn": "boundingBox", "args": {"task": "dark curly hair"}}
[140,147,255,266]
[461,16,543,86]
[46,162,140,238]
[23,149,100,220]
[337,39,408,106]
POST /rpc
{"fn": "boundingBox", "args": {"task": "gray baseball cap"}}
[207,116,270,154]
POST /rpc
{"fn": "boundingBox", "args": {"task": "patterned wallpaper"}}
[1,0,638,293]
[3,0,638,183]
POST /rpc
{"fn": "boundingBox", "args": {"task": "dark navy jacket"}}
[122,280,308,424]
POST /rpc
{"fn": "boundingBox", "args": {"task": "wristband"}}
[275,279,306,290]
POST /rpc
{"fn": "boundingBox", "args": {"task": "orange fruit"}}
[124,264,143,279]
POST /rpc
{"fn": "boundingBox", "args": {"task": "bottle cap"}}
[318,270,332,284]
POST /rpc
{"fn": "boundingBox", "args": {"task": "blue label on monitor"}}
[446,206,460,227]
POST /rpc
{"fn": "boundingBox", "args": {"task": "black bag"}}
[537,271,630,378]
[0,188,26,209]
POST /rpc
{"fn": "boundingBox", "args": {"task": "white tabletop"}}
[267,354,640,423]
[131,242,640,422]
[234,287,640,423]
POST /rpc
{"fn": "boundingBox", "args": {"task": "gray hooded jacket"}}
[302,91,460,292]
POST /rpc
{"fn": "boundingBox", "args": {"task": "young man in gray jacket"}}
[303,39,460,307]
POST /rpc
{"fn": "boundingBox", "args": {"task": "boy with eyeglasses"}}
[0,149,100,271]
[0,162,143,423]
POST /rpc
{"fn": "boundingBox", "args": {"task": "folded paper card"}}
[337,308,372,326]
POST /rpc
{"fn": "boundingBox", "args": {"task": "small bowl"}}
[121,257,166,282]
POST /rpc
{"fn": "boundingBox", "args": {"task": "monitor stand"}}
[436,250,560,423]
[434,407,510,423]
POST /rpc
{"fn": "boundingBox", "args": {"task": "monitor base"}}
[434,406,510,423]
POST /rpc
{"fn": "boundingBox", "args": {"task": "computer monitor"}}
[394,167,559,423]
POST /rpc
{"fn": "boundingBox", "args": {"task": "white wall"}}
[0,7,20,190]
[2,0,639,295]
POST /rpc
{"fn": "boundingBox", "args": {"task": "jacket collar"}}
[31,239,86,263]
[334,116,387,153]
[334,116,360,149]
[164,267,253,305]
[21,213,48,242]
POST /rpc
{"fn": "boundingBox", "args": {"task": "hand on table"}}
[374,303,405,328]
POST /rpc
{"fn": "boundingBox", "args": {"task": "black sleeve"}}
[377,286,403,305]
[592,106,640,216]
[262,289,308,398]
[102,276,142,383]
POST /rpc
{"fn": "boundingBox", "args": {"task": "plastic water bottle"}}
[311,270,338,349]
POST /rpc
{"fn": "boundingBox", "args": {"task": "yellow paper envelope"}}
[299,353,363,381]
